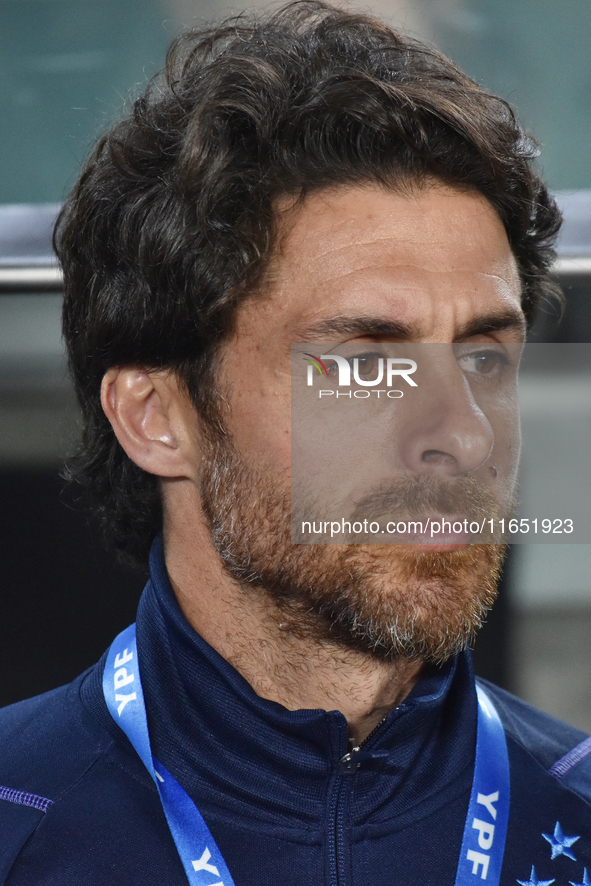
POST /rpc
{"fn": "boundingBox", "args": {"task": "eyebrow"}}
[295,316,420,341]
[454,310,526,341]
[295,309,526,342]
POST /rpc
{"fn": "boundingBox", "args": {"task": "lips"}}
[356,514,472,547]
[395,528,471,547]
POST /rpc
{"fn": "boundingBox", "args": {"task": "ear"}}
[100,368,199,479]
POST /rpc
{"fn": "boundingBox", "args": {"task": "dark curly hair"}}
[55,0,562,566]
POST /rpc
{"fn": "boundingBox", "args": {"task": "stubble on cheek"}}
[200,427,506,664]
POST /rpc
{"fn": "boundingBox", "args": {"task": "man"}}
[1,3,589,884]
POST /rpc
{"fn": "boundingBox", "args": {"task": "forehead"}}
[239,183,524,344]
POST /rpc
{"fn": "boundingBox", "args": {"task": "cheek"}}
[226,373,292,470]
[489,399,521,493]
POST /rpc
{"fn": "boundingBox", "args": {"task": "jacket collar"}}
[127,536,478,826]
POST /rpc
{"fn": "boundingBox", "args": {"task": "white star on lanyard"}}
[516,865,555,886]
[542,821,580,860]
[570,870,591,886]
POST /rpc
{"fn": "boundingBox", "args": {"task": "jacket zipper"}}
[329,716,390,884]
[339,716,387,772]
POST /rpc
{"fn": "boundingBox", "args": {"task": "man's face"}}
[198,182,525,662]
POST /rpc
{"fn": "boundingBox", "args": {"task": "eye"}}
[457,349,509,376]
[351,353,382,380]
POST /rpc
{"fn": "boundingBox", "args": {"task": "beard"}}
[199,425,506,665]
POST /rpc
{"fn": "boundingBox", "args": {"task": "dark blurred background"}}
[1,0,590,727]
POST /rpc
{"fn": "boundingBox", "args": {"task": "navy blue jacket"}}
[1,539,591,885]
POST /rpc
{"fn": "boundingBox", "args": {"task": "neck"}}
[163,523,422,745]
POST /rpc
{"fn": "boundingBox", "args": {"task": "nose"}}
[398,354,494,477]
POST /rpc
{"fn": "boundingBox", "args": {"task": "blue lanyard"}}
[103,624,235,886]
[454,684,511,885]
[103,624,510,885]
